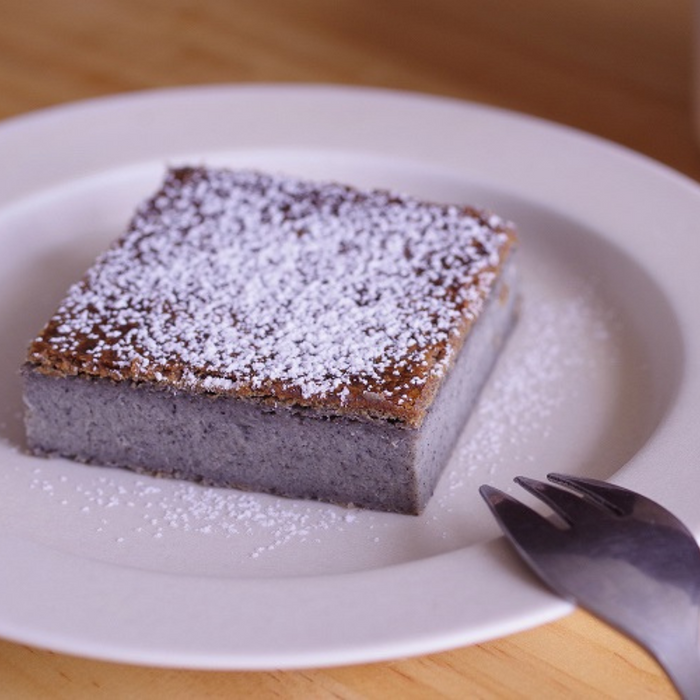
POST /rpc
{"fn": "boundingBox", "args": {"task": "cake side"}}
[21,256,518,514]
[25,167,517,428]
[414,256,518,507]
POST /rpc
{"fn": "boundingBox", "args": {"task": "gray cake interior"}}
[22,260,518,515]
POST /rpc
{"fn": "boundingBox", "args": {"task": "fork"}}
[480,473,700,699]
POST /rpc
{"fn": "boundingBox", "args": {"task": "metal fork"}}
[480,473,700,699]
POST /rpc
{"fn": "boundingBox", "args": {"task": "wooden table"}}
[0,0,694,697]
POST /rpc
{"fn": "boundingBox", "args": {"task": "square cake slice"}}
[22,166,518,515]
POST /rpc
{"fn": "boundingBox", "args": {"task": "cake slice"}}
[22,166,518,515]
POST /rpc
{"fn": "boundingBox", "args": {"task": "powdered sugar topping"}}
[31,167,514,419]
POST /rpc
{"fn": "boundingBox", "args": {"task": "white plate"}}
[0,84,698,669]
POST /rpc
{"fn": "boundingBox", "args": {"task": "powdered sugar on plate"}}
[445,280,620,497]
[27,467,366,560]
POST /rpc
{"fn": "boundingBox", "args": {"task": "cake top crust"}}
[27,166,516,426]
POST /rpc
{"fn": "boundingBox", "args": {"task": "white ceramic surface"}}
[0,85,697,669]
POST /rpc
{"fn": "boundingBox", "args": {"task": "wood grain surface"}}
[0,0,695,697]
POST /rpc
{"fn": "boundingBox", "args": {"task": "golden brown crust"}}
[26,167,517,428]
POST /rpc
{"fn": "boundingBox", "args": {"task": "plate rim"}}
[1,83,699,669]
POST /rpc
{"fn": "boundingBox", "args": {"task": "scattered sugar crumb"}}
[27,468,370,558]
